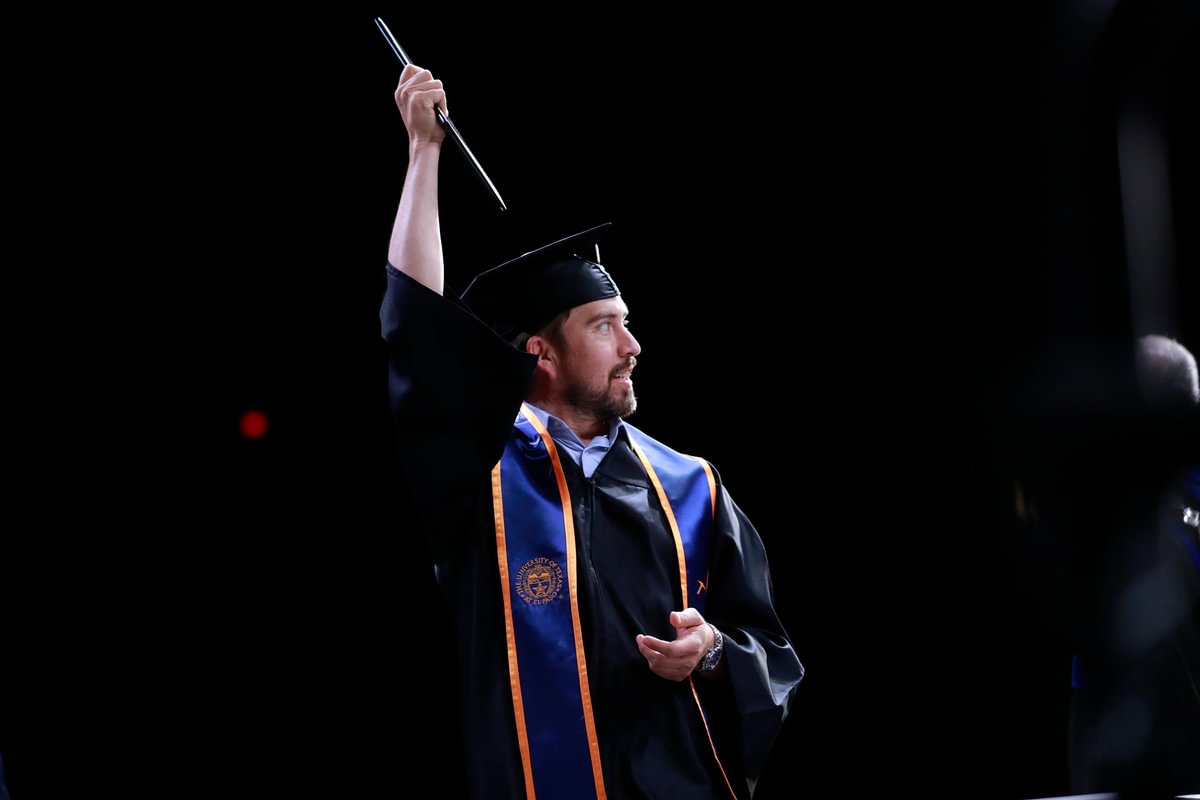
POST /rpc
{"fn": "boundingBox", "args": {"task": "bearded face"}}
[552,297,640,425]
[561,354,638,422]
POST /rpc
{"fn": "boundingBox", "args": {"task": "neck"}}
[529,399,610,445]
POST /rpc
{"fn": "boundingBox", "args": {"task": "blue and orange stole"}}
[489,404,730,800]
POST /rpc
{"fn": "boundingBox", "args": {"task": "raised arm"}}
[388,64,447,294]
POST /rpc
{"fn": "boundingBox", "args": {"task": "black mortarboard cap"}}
[460,223,620,340]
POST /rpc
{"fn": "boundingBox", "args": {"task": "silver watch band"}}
[695,623,723,673]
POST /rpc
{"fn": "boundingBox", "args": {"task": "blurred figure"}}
[1066,334,1199,797]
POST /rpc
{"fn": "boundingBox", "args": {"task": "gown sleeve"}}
[703,475,805,792]
[379,265,537,558]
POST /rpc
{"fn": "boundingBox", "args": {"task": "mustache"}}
[611,357,637,378]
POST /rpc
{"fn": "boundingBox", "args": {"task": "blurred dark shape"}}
[1135,334,1200,410]
[1002,0,1199,797]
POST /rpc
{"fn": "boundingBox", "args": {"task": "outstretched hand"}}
[636,608,714,682]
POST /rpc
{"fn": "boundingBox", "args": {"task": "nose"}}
[620,326,641,358]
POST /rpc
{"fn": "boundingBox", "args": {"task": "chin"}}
[614,391,637,419]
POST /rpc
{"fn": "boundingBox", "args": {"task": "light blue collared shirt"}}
[524,404,625,479]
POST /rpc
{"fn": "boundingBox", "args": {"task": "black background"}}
[2,3,1197,798]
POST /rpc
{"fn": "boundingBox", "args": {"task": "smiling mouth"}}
[612,359,636,381]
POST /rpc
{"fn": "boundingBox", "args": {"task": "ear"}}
[526,335,557,376]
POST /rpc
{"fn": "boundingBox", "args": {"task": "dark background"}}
[2,3,1197,798]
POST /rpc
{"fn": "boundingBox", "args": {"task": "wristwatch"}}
[695,623,724,673]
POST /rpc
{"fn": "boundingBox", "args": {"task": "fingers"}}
[395,66,448,116]
[396,82,445,110]
[393,65,448,143]
[637,610,711,681]
[639,631,705,657]
[638,634,681,657]
[670,607,704,631]
[636,635,692,682]
[397,63,434,88]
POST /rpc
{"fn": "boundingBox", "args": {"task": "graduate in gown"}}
[380,63,803,800]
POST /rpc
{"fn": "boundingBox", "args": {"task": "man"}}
[380,64,803,799]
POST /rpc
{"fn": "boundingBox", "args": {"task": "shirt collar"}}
[524,403,625,447]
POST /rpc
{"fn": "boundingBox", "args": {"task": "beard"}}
[564,373,637,424]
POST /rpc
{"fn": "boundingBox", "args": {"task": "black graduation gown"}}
[381,266,803,799]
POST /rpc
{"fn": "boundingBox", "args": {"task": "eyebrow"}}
[585,308,628,326]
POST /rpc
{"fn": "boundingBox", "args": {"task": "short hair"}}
[510,310,570,354]
[1135,334,1200,408]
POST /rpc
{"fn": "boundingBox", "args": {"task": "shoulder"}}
[622,422,692,458]
[621,423,724,482]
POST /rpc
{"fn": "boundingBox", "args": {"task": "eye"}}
[598,321,612,332]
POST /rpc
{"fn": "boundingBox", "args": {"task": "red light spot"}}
[240,410,270,439]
